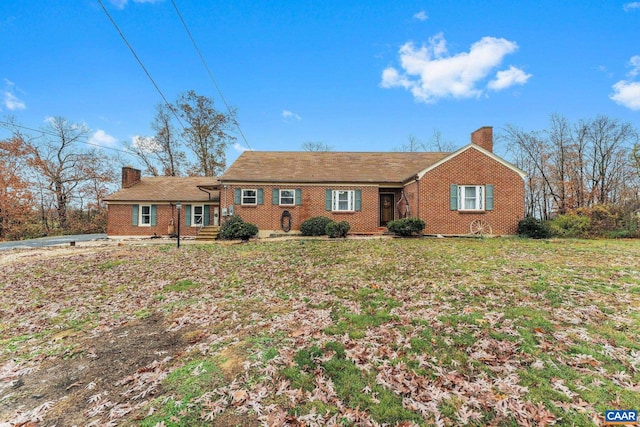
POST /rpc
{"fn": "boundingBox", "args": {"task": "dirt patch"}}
[1,314,196,426]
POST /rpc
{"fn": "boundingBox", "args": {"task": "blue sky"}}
[2,0,640,167]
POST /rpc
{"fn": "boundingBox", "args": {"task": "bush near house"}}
[526,204,640,239]
[387,217,426,237]
[548,213,591,238]
[219,215,258,241]
[326,221,350,238]
[517,217,552,239]
[300,216,333,236]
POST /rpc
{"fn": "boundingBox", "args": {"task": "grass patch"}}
[141,358,224,427]
[163,279,199,292]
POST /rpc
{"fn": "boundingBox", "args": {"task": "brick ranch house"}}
[105,127,526,238]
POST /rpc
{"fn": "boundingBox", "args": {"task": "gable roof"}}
[104,176,219,202]
[220,151,450,184]
[416,144,527,180]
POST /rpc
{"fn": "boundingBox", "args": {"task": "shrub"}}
[549,214,590,238]
[219,215,258,241]
[387,217,425,237]
[517,216,552,239]
[325,221,350,238]
[300,216,332,236]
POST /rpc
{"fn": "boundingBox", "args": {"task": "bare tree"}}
[24,117,114,230]
[301,141,333,151]
[394,135,426,152]
[150,103,186,176]
[176,90,236,176]
[128,104,187,176]
[427,130,455,152]
[504,125,556,219]
[546,114,572,214]
[395,130,454,152]
[582,116,637,205]
[504,115,639,219]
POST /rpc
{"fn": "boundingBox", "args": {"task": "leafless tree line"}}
[503,114,640,219]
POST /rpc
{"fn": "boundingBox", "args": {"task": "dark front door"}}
[379,194,394,227]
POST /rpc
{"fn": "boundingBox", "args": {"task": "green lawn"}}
[1,237,639,426]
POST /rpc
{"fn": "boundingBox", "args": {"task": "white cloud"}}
[110,0,162,9]
[628,55,640,77]
[233,143,253,152]
[282,110,301,121]
[611,81,640,110]
[413,10,428,21]
[90,129,117,147]
[132,135,161,153]
[623,2,640,11]
[381,33,527,103]
[488,66,532,90]
[3,92,25,110]
[2,78,26,111]
[610,56,640,110]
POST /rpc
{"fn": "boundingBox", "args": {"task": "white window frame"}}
[139,204,151,226]
[459,185,484,211]
[332,190,354,212]
[279,189,295,206]
[242,189,257,205]
[192,205,204,226]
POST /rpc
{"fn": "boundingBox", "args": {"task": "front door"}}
[379,194,394,227]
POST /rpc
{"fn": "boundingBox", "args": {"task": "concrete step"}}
[196,226,220,241]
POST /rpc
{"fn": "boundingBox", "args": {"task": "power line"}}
[170,0,253,151]
[0,119,136,156]
[97,0,187,133]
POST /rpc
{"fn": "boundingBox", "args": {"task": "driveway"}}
[0,234,108,250]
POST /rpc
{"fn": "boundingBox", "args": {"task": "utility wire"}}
[170,0,253,151]
[0,119,136,156]
[97,0,187,133]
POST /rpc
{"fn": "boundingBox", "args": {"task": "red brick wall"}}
[418,147,524,235]
[471,127,493,153]
[107,203,205,237]
[221,185,380,233]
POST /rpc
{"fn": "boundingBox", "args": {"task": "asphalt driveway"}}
[0,234,108,250]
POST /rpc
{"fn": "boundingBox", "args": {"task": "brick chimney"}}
[471,126,493,153]
[122,166,141,188]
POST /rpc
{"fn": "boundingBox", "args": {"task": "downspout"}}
[197,186,213,201]
[415,174,420,219]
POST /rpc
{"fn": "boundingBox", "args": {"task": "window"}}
[325,189,362,212]
[132,204,156,226]
[450,184,494,211]
[242,189,257,205]
[335,190,352,211]
[457,185,489,211]
[279,189,295,205]
[234,188,263,205]
[192,205,204,226]
[272,188,301,206]
[140,205,152,225]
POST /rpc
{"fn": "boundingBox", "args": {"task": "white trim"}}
[139,204,152,227]
[332,190,355,212]
[458,185,484,211]
[192,204,204,227]
[221,181,379,187]
[416,144,527,180]
[279,189,295,206]
[241,189,257,205]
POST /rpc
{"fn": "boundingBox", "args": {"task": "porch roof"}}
[220,151,450,184]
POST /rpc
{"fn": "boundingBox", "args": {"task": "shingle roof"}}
[219,151,451,184]
[104,176,219,202]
